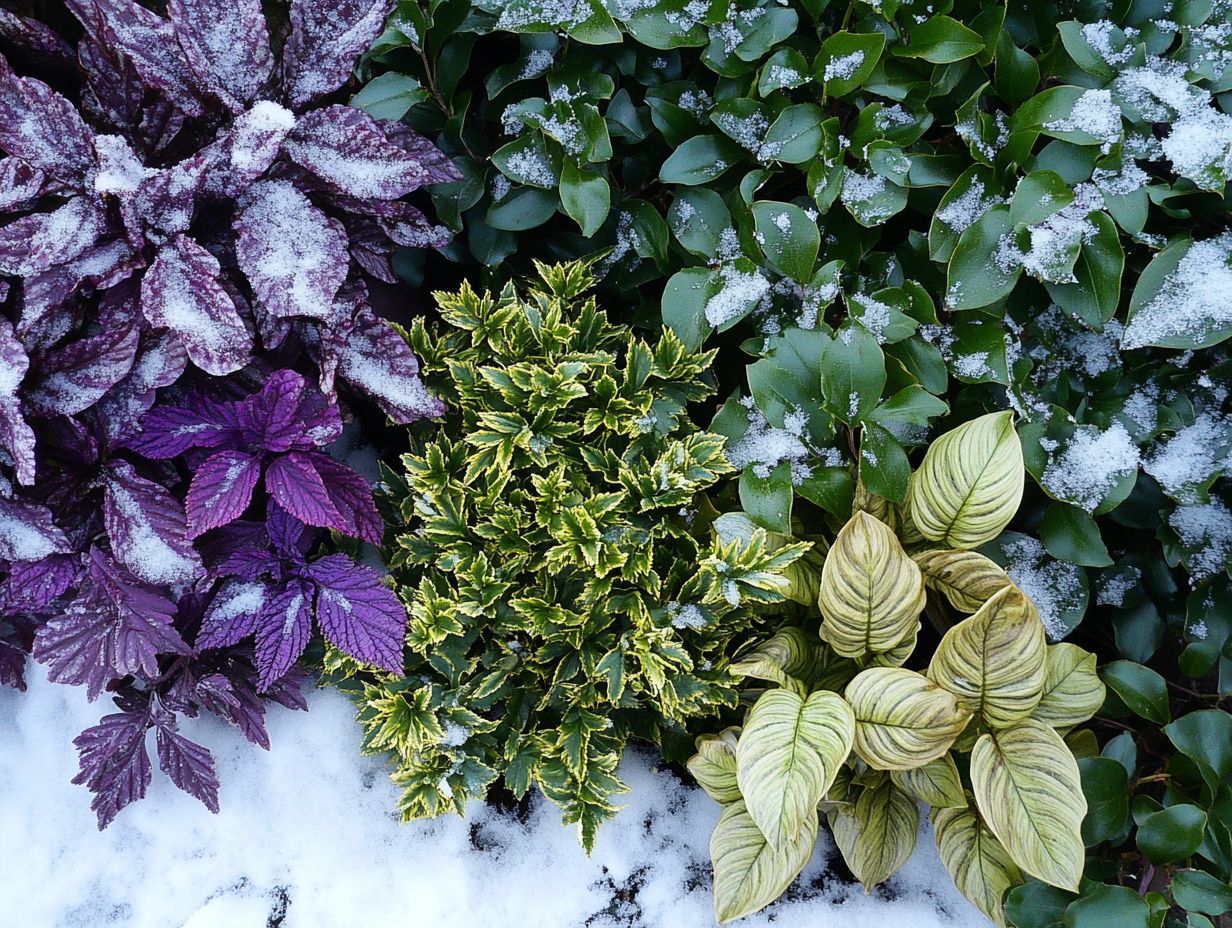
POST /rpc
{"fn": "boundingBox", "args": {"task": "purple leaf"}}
[19,238,139,351]
[203,520,282,579]
[26,322,139,417]
[280,0,394,108]
[154,721,220,812]
[285,104,433,199]
[253,578,313,690]
[263,663,310,711]
[0,317,35,484]
[378,120,464,185]
[2,554,80,610]
[214,100,296,196]
[192,671,241,713]
[334,306,445,424]
[0,10,75,66]
[0,195,107,278]
[185,450,261,537]
[121,151,211,245]
[235,180,350,322]
[76,31,145,137]
[72,709,152,829]
[125,394,236,459]
[302,452,382,544]
[266,501,313,561]
[0,498,72,561]
[216,674,271,748]
[0,66,94,182]
[0,636,28,690]
[141,235,253,376]
[103,460,204,588]
[91,132,149,197]
[0,156,47,211]
[34,549,188,700]
[166,0,273,113]
[307,553,405,673]
[264,451,344,532]
[196,579,270,650]
[236,369,341,452]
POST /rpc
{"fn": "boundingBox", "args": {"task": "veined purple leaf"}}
[142,235,252,376]
[0,318,35,484]
[196,578,270,650]
[154,720,220,812]
[98,332,190,450]
[335,306,445,424]
[266,501,312,561]
[199,518,282,578]
[0,156,47,211]
[192,671,241,713]
[0,66,94,182]
[167,0,273,113]
[19,238,138,351]
[280,0,394,108]
[378,120,464,185]
[264,451,344,532]
[27,322,139,417]
[126,394,235,459]
[0,636,29,690]
[343,217,398,284]
[285,104,432,199]
[237,369,342,452]
[0,498,72,561]
[103,460,204,588]
[263,663,310,710]
[235,179,349,322]
[307,554,405,673]
[0,10,74,65]
[72,0,205,117]
[378,205,452,250]
[3,554,80,610]
[212,673,271,748]
[34,548,188,700]
[216,100,295,195]
[186,450,261,537]
[302,452,382,544]
[0,196,107,277]
[71,709,152,829]
[121,150,211,244]
[253,578,313,690]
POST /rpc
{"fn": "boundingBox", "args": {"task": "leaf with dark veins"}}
[196,579,272,650]
[186,450,262,537]
[280,0,394,108]
[333,306,446,424]
[154,720,220,812]
[104,460,204,588]
[307,553,406,673]
[253,579,314,690]
[72,709,152,829]
[167,0,273,113]
[0,318,36,485]
[0,157,48,211]
[0,498,72,562]
[302,452,383,544]
[264,451,345,532]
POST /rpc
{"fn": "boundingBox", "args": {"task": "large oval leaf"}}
[933,806,1023,928]
[928,585,1046,730]
[729,626,826,689]
[1032,643,1105,729]
[908,411,1024,549]
[970,720,1086,891]
[913,548,1012,613]
[829,779,919,889]
[818,510,926,658]
[892,754,966,809]
[736,689,854,848]
[846,667,971,770]
[687,728,742,803]
[711,799,817,923]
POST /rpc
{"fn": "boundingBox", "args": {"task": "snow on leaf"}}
[141,234,252,376]
[0,195,106,277]
[0,156,47,211]
[103,460,204,588]
[19,239,138,351]
[185,450,262,537]
[280,0,395,108]
[0,66,94,182]
[121,151,211,245]
[71,709,152,829]
[285,104,432,199]
[124,390,235,460]
[264,451,345,533]
[166,0,273,113]
[234,179,350,322]
[34,548,188,700]
[0,317,35,485]
[217,100,296,195]
[377,120,463,186]
[333,306,446,424]
[0,498,72,562]
[307,553,406,673]
[196,578,271,650]
[26,322,139,416]
[236,369,342,452]
[253,579,314,690]
[2,554,79,610]
[154,720,220,812]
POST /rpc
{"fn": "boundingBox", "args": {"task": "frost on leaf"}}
[280,0,395,108]
[166,0,273,113]
[185,450,262,537]
[253,579,314,690]
[307,554,406,673]
[0,65,94,181]
[72,709,152,828]
[103,460,204,588]
[0,196,106,277]
[0,318,36,484]
[141,234,253,376]
[0,498,72,562]
[26,322,139,416]
[0,157,48,211]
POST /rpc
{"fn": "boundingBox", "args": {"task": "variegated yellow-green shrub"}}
[688,413,1106,925]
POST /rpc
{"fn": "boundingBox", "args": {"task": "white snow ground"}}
[0,666,989,928]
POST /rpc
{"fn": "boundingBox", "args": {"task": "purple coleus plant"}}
[0,0,452,826]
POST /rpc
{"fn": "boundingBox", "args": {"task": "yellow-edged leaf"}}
[892,754,966,809]
[908,411,1024,550]
[932,805,1023,927]
[970,720,1086,891]
[829,779,919,890]
[927,585,1046,730]
[711,799,817,923]
[1032,643,1106,729]
[869,621,919,667]
[846,667,972,770]
[818,511,926,658]
[913,549,1013,613]
[687,728,742,803]
[736,689,854,849]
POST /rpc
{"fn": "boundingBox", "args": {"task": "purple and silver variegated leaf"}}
[212,100,295,197]
[0,65,94,183]
[122,149,211,245]
[91,133,150,198]
[70,0,205,117]
[333,306,445,424]
[0,313,28,398]
[2,553,80,610]
[280,0,394,109]
[0,498,72,562]
[0,10,75,65]
[97,331,189,450]
[34,548,188,700]
[26,322,139,417]
[185,450,261,537]
[236,369,341,452]
[19,238,138,351]
[284,104,432,200]
[167,0,273,113]
[343,217,398,284]
[264,451,344,533]
[154,718,220,812]
[300,452,382,545]
[71,708,152,829]
[378,203,452,250]
[141,235,252,376]
[0,320,35,482]
[234,179,349,322]
[253,578,314,691]
[306,553,405,673]
[196,577,270,650]
[103,460,204,588]
[0,635,29,690]
[0,156,47,211]
[0,195,107,278]
[378,120,464,185]
[76,32,145,137]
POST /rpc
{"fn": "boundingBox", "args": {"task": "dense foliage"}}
[0,0,454,825]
